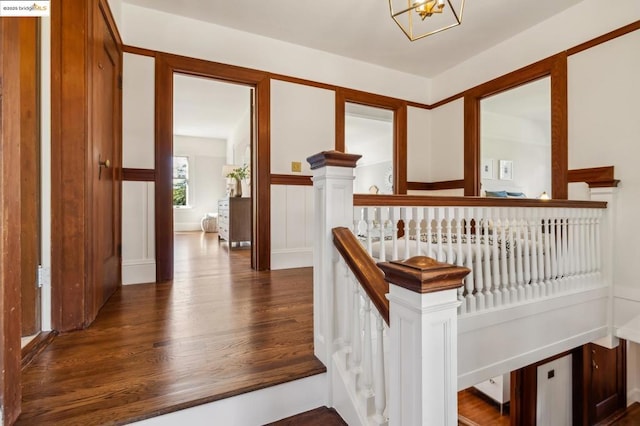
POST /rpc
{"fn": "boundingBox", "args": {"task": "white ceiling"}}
[123,0,584,78]
[482,77,551,125]
[151,1,577,141]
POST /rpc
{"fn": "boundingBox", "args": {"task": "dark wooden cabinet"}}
[218,198,251,247]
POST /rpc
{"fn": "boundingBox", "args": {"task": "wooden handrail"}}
[354,194,607,209]
[332,227,390,325]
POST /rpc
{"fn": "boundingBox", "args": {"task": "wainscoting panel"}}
[270,184,314,270]
[122,181,156,284]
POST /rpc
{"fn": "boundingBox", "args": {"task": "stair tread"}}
[265,406,347,426]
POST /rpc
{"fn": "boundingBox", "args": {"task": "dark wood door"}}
[586,341,626,424]
[90,3,122,316]
[20,18,41,336]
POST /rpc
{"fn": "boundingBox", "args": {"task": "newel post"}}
[378,256,470,426]
[306,151,361,370]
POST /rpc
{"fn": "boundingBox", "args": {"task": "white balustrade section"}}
[334,254,389,426]
[354,204,605,315]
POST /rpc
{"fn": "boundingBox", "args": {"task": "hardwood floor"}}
[17,232,325,425]
[458,388,510,426]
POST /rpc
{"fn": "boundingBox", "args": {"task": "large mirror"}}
[345,103,394,194]
[480,77,551,199]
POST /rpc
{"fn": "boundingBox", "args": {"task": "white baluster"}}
[522,209,532,299]
[414,208,424,260]
[402,207,411,261]
[474,209,485,311]
[514,208,525,302]
[373,314,387,424]
[426,208,434,260]
[365,207,375,257]
[542,214,552,296]
[453,208,465,314]
[390,207,399,261]
[548,210,559,294]
[506,208,517,303]
[435,208,444,262]
[595,210,602,275]
[350,286,362,375]
[361,296,374,408]
[534,210,546,298]
[482,208,494,309]
[491,207,502,307]
[497,208,509,305]
[465,208,476,313]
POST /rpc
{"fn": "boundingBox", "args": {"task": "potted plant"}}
[226,164,249,197]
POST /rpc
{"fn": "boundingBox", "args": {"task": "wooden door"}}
[0,16,24,426]
[584,341,627,424]
[20,18,41,337]
[90,2,122,317]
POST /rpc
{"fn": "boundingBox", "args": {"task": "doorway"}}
[171,74,253,269]
[154,54,271,281]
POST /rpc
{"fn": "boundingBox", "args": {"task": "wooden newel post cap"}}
[306,150,362,170]
[377,256,470,294]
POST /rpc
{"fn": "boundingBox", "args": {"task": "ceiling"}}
[123,0,584,78]
[482,77,551,125]
[152,1,578,141]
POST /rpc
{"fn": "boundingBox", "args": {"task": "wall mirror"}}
[464,54,567,198]
[480,77,551,199]
[345,102,394,194]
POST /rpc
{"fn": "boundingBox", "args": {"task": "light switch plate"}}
[291,161,302,172]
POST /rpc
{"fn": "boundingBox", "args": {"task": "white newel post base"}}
[378,256,470,426]
[307,151,361,403]
[590,186,619,349]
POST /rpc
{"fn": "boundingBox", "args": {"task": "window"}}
[173,156,189,207]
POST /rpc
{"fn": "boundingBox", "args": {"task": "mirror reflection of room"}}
[480,77,551,199]
[345,102,394,194]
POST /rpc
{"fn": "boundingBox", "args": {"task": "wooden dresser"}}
[218,197,251,247]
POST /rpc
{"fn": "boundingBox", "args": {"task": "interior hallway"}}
[17,232,324,425]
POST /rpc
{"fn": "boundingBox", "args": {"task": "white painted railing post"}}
[590,185,619,349]
[378,256,470,426]
[307,151,361,397]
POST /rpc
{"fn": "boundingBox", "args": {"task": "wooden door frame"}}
[0,17,24,425]
[463,53,568,199]
[155,53,270,281]
[335,89,408,194]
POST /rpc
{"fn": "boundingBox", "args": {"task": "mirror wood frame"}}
[464,53,568,199]
[336,89,407,194]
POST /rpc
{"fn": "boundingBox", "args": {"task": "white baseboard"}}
[122,259,156,285]
[615,285,640,302]
[129,373,327,426]
[628,388,640,406]
[271,248,313,270]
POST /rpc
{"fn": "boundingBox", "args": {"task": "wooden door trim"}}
[155,53,270,280]
[337,89,407,194]
[464,53,568,199]
[0,17,24,425]
[20,18,41,336]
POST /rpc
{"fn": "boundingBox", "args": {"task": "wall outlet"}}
[291,161,302,172]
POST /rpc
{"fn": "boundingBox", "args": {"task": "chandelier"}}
[388,0,465,41]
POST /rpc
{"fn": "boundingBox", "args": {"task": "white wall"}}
[429,98,464,182]
[429,0,639,102]
[567,31,640,402]
[407,106,430,183]
[269,80,333,268]
[228,108,251,166]
[120,3,430,104]
[173,136,227,232]
[122,53,156,284]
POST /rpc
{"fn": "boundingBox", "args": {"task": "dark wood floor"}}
[458,388,510,426]
[17,232,325,425]
[266,406,347,426]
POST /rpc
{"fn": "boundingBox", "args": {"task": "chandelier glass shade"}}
[388,0,465,41]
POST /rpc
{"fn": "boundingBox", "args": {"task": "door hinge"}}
[37,265,50,289]
[118,75,123,90]
[117,243,122,257]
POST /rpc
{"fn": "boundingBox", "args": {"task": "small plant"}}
[226,164,249,180]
